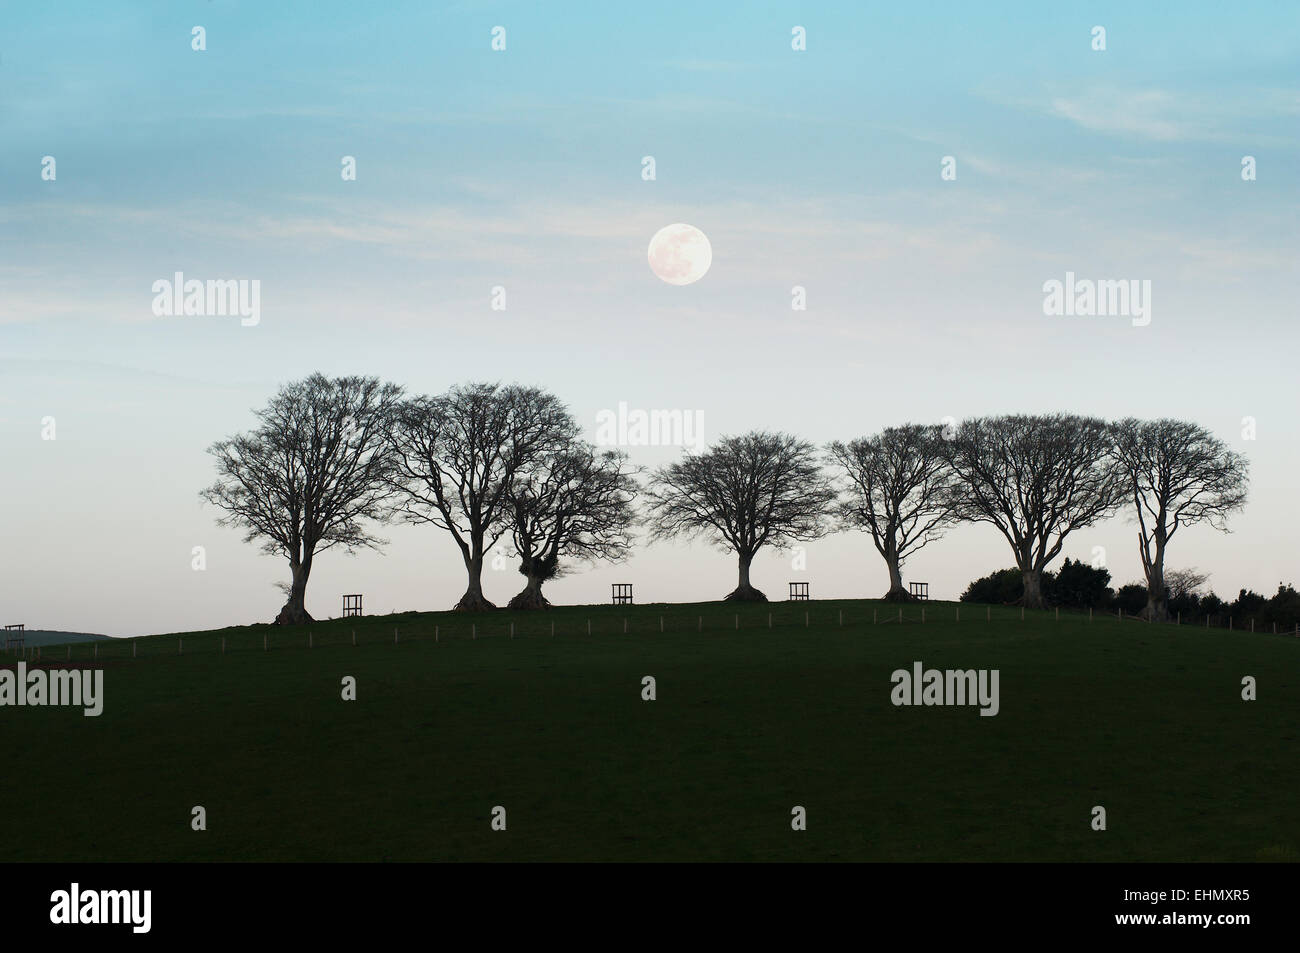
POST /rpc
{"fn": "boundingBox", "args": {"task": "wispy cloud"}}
[1048,89,1191,141]
[985,84,1300,146]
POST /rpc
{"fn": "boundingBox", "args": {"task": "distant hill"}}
[3,630,113,647]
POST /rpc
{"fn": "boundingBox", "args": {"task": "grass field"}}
[2,600,1296,862]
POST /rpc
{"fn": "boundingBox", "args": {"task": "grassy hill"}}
[2,629,111,647]
[2,599,1295,862]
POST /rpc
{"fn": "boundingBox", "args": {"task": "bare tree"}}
[1112,418,1248,621]
[386,382,575,611]
[940,414,1126,609]
[504,444,640,609]
[828,424,958,601]
[1165,567,1210,603]
[645,431,835,602]
[201,374,404,625]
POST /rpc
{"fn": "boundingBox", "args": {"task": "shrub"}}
[1113,583,1148,615]
[1051,557,1113,609]
[960,568,1033,604]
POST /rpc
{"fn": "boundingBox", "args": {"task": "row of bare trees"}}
[203,377,638,623]
[827,416,1248,620]
[202,376,1249,624]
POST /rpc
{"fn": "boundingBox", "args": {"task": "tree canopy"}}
[645,431,835,601]
[201,373,404,624]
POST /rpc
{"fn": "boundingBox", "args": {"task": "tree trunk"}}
[274,559,314,625]
[724,552,767,602]
[1021,568,1046,609]
[454,551,497,611]
[882,552,911,602]
[1144,530,1175,621]
[1143,560,1168,622]
[507,574,551,610]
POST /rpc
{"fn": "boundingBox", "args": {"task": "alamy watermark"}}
[1042,271,1150,327]
[890,661,1000,716]
[0,662,103,716]
[152,272,260,327]
[50,883,150,933]
[595,402,704,454]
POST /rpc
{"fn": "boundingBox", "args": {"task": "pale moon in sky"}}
[647,223,712,285]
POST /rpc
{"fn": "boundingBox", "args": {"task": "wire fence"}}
[1058,604,1300,636]
[3,600,1297,665]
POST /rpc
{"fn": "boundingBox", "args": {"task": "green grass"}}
[3,600,1296,862]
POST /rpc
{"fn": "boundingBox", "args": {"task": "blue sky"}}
[2,2,1297,635]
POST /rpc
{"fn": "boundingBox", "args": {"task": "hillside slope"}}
[2,600,1295,862]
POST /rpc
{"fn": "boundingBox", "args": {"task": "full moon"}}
[647,223,712,285]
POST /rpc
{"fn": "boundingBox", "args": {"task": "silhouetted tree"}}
[1263,584,1300,630]
[1051,557,1113,609]
[387,382,575,611]
[828,424,957,601]
[504,443,639,609]
[201,374,404,625]
[645,432,835,602]
[1162,567,1210,617]
[1112,418,1249,621]
[941,414,1126,609]
[960,567,1035,605]
[1113,583,1149,615]
[1165,567,1210,603]
[1229,588,1267,627]
[1199,592,1227,623]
